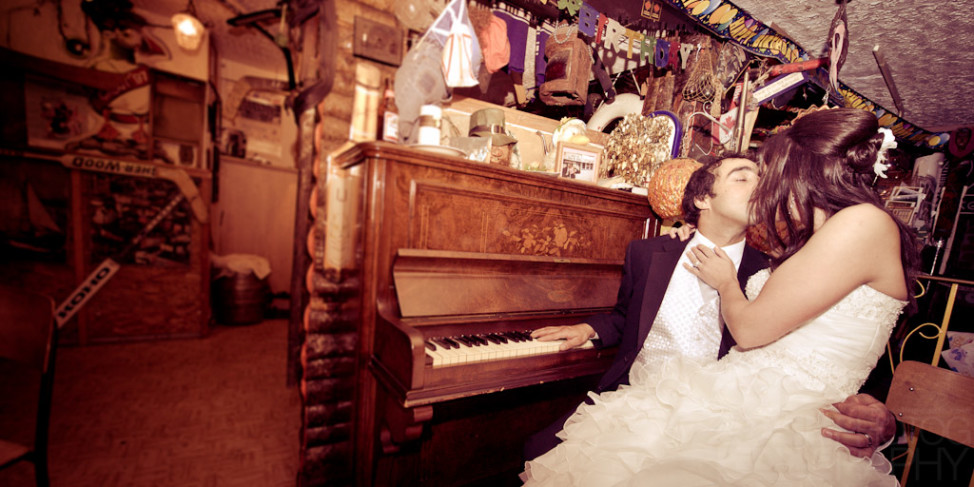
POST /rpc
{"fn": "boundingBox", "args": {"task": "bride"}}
[521,108,919,486]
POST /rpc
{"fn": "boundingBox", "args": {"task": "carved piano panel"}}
[303,142,655,486]
[407,180,643,259]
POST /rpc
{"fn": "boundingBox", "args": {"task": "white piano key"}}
[426,348,443,366]
[435,344,462,365]
[426,331,595,367]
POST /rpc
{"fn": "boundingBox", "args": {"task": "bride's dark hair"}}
[751,108,919,309]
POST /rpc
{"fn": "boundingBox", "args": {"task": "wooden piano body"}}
[307,142,655,485]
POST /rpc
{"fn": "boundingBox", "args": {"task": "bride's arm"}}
[688,204,905,349]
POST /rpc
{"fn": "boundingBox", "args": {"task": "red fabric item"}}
[482,14,510,73]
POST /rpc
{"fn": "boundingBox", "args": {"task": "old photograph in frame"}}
[555,142,602,183]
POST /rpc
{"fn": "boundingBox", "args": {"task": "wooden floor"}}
[0,318,300,487]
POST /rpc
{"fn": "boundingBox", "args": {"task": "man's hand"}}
[531,324,596,351]
[820,393,896,458]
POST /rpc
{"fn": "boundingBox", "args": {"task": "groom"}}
[526,155,895,460]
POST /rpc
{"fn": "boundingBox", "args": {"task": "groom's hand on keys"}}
[531,324,596,351]
[820,393,896,458]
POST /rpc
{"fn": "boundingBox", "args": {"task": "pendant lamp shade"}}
[172,0,205,50]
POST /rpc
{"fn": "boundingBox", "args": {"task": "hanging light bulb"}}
[274,3,288,48]
[171,0,205,50]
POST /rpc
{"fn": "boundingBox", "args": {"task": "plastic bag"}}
[440,0,479,87]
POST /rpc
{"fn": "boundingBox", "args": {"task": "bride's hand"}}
[666,224,695,241]
[684,245,737,291]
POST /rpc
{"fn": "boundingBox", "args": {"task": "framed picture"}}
[555,142,602,183]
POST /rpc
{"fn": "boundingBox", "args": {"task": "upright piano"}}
[302,142,655,486]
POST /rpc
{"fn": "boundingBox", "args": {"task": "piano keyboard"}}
[424,331,595,367]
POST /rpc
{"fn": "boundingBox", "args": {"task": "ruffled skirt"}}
[521,354,898,486]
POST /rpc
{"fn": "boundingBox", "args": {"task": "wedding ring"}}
[862,433,873,448]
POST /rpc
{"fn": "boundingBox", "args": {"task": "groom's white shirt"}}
[632,232,745,371]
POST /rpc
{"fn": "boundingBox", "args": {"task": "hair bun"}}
[844,132,883,173]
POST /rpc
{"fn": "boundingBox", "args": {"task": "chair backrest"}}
[0,285,55,373]
[885,360,974,487]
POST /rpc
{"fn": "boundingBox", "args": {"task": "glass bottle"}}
[379,78,399,143]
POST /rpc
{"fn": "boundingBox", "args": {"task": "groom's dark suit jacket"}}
[586,235,770,393]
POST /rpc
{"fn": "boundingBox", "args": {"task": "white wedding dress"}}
[522,269,905,486]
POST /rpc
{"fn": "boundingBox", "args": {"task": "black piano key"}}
[425,340,437,351]
[483,334,501,344]
[445,337,463,348]
[488,333,508,344]
[469,335,489,346]
[432,337,454,349]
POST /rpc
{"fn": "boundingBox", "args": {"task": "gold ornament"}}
[601,113,675,186]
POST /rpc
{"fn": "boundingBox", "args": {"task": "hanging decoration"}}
[660,0,804,64]
[577,3,599,37]
[654,0,946,148]
[826,0,849,98]
[577,2,668,69]
[557,0,584,17]
[682,45,722,118]
[539,24,591,106]
[439,0,481,87]
[654,38,670,67]
[600,113,674,186]
[532,0,945,149]
[715,42,747,88]
[641,1,662,22]
[948,126,974,161]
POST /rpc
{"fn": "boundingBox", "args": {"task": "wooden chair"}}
[885,360,974,487]
[0,286,57,487]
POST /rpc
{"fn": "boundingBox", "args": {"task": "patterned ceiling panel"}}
[730,0,973,132]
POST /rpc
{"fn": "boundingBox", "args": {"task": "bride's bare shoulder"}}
[810,204,901,252]
[827,204,899,231]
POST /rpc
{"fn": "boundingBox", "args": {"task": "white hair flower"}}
[874,128,897,178]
